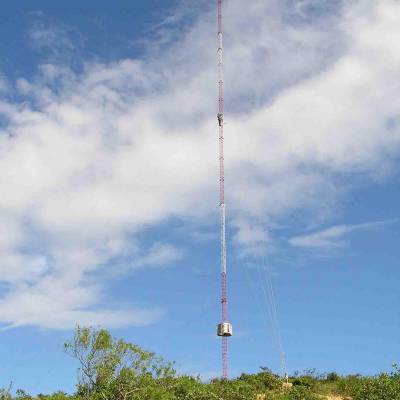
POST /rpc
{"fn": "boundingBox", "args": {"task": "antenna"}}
[216,0,232,381]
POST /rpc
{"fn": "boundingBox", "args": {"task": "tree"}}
[64,326,175,400]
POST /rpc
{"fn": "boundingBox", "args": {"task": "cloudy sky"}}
[0,0,399,394]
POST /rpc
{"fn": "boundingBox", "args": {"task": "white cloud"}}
[0,214,23,250]
[0,288,162,330]
[233,219,271,258]
[131,243,183,269]
[28,15,80,62]
[289,220,395,249]
[0,0,400,329]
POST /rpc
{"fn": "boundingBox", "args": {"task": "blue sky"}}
[0,0,399,395]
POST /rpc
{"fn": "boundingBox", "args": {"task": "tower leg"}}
[222,337,228,380]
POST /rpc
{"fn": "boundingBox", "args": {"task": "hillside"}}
[1,327,399,400]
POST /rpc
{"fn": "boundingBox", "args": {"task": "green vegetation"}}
[337,367,400,400]
[1,327,399,400]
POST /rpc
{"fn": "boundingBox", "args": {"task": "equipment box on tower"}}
[217,322,233,337]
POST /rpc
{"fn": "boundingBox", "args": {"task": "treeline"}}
[1,327,399,400]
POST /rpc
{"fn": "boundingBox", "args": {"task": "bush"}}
[237,370,282,391]
[326,372,340,382]
[5,328,399,400]
[292,376,315,389]
[64,326,175,400]
[0,388,12,400]
[338,367,400,400]
[281,386,319,400]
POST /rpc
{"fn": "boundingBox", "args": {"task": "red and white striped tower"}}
[216,0,232,381]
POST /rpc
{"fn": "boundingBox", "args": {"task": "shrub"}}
[8,328,397,400]
[0,388,12,400]
[237,370,282,392]
[281,386,319,400]
[338,368,400,400]
[292,376,315,389]
[326,372,340,382]
[64,326,175,400]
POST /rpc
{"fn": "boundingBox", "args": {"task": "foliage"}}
[237,369,282,392]
[1,328,399,400]
[338,365,400,400]
[291,368,323,390]
[64,326,175,400]
[279,386,319,400]
[291,376,315,389]
[15,390,32,400]
[0,388,12,400]
[326,372,340,382]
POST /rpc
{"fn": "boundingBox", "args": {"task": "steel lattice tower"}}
[216,0,232,381]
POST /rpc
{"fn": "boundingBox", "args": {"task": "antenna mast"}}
[216,0,232,381]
